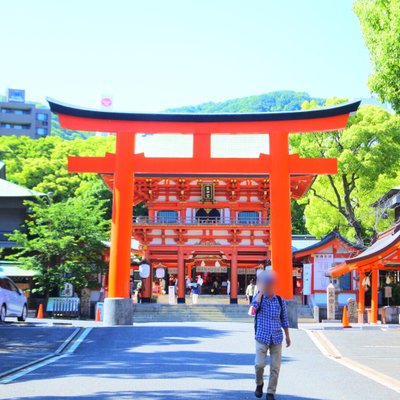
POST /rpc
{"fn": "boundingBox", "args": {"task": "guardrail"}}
[133,217,269,226]
[46,297,80,318]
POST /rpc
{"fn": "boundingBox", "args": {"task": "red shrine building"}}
[48,98,360,324]
[110,173,315,300]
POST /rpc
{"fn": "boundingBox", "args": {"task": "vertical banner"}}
[303,263,312,295]
[313,254,334,291]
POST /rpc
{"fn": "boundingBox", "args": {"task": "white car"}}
[0,275,28,322]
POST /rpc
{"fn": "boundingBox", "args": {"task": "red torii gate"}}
[48,98,360,325]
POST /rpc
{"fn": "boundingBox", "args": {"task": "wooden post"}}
[108,132,135,298]
[230,246,238,304]
[141,246,152,303]
[358,271,365,323]
[371,268,379,324]
[269,132,293,299]
[177,246,185,303]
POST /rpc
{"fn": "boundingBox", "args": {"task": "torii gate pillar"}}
[269,132,293,299]
[103,132,135,326]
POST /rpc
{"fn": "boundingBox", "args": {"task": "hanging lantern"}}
[215,260,221,267]
[200,260,206,267]
[362,276,370,288]
[139,263,150,278]
[156,267,165,279]
[386,274,391,285]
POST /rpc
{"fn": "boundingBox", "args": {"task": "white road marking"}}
[306,330,400,394]
[0,328,92,384]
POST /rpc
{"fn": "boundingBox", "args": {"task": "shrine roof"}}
[0,178,44,198]
[328,225,400,276]
[293,230,364,258]
[48,98,360,123]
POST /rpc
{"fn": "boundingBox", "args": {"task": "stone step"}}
[132,303,312,323]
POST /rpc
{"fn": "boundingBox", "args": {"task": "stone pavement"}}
[0,322,399,400]
[322,327,400,381]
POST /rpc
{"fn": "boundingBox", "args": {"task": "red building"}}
[112,174,315,301]
[293,231,364,308]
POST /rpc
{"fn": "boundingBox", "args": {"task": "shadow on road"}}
[13,325,294,384]
[12,390,323,400]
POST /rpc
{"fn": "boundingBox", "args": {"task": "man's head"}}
[257,270,277,296]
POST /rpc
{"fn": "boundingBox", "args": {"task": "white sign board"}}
[314,254,333,291]
[168,286,176,304]
[196,267,227,273]
[303,263,312,295]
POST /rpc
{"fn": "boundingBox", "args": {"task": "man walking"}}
[246,279,256,304]
[251,270,291,400]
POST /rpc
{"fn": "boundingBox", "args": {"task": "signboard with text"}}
[303,263,312,295]
[314,254,333,291]
[201,182,215,203]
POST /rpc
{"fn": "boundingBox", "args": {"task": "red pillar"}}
[230,246,238,303]
[370,268,379,324]
[108,132,135,298]
[142,246,152,303]
[177,246,185,303]
[358,271,365,323]
[269,132,293,299]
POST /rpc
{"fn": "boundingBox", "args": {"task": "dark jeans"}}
[248,295,253,304]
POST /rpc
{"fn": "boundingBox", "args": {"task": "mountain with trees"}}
[166,90,324,113]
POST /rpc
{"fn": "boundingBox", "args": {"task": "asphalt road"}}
[0,322,399,400]
[0,325,75,374]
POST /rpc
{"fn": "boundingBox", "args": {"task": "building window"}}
[157,211,178,223]
[36,113,49,121]
[0,108,30,114]
[238,211,260,224]
[0,123,29,130]
[340,273,351,291]
[35,127,48,136]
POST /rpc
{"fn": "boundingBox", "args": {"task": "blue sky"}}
[1,0,371,111]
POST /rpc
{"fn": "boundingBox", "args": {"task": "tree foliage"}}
[8,196,109,295]
[167,90,324,113]
[0,135,115,203]
[291,99,400,244]
[354,0,400,112]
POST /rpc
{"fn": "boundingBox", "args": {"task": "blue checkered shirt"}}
[252,293,289,345]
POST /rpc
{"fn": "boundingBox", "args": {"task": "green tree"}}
[354,0,400,112]
[291,200,308,234]
[7,195,109,296]
[290,100,400,244]
[0,135,115,202]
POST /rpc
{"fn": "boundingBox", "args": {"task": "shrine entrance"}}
[195,208,221,223]
[48,97,360,325]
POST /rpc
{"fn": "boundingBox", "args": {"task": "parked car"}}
[0,275,28,322]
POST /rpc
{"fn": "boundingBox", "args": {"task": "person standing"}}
[246,279,256,304]
[191,280,200,304]
[186,275,191,294]
[252,271,291,400]
[197,274,203,294]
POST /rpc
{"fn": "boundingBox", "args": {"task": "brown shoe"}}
[266,394,275,400]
